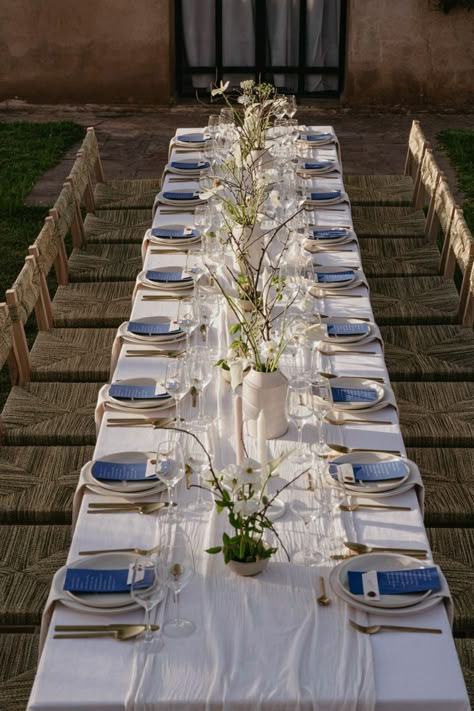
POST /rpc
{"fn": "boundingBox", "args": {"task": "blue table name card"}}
[311,228,348,240]
[315,271,354,284]
[151,227,199,239]
[108,384,171,401]
[331,386,378,403]
[310,191,342,201]
[127,321,182,336]
[326,323,369,337]
[91,460,157,482]
[64,567,153,594]
[304,161,333,170]
[300,133,333,142]
[348,567,441,596]
[163,191,199,201]
[329,459,407,483]
[171,161,210,170]
[146,270,193,284]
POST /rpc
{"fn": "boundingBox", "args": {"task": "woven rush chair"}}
[0,524,71,626]
[345,120,429,207]
[0,632,39,711]
[427,528,474,637]
[406,448,474,527]
[79,127,161,210]
[454,639,474,708]
[8,250,116,382]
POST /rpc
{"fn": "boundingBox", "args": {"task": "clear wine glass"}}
[177,299,198,350]
[185,421,214,513]
[186,250,204,286]
[164,358,190,424]
[310,378,333,457]
[206,114,220,139]
[286,95,297,118]
[155,434,185,521]
[286,378,313,465]
[196,284,221,345]
[289,488,322,566]
[161,528,196,638]
[129,556,165,649]
[193,204,211,236]
[187,345,213,423]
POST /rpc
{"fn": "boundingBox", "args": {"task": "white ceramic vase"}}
[232,223,265,272]
[227,556,269,577]
[242,368,288,439]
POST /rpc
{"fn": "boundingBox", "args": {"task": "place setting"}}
[164,158,211,176]
[317,317,381,348]
[303,226,358,252]
[95,377,177,432]
[135,266,195,293]
[173,131,211,149]
[303,187,349,208]
[144,224,202,251]
[308,266,369,297]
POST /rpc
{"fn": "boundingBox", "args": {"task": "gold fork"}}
[349,620,441,635]
[106,417,175,428]
[325,416,393,426]
[78,544,161,556]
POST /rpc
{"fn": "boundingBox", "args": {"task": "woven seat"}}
[393,382,474,447]
[345,175,414,206]
[382,325,474,381]
[359,237,440,277]
[0,524,71,625]
[352,206,426,238]
[83,209,151,245]
[0,632,39,711]
[30,328,116,382]
[51,281,134,328]
[0,445,93,524]
[94,178,161,210]
[370,276,460,325]
[68,244,142,282]
[1,382,101,445]
[427,528,474,637]
[454,639,474,708]
[406,448,474,527]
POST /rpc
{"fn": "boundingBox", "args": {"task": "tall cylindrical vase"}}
[232,223,265,272]
[242,368,288,439]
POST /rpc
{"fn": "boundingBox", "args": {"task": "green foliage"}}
[437,128,474,233]
[437,0,474,11]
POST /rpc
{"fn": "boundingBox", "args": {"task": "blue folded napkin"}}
[146,270,193,284]
[178,133,207,143]
[329,459,407,482]
[304,161,333,170]
[316,270,354,284]
[64,568,153,594]
[310,190,342,201]
[151,227,199,239]
[163,191,199,201]
[170,160,210,170]
[348,567,441,596]
[108,384,171,401]
[311,228,348,240]
[326,323,369,337]
[300,133,333,142]
[331,386,378,403]
[127,321,182,336]
[91,460,157,482]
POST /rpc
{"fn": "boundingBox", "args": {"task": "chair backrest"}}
[29,215,68,287]
[414,146,442,210]
[50,180,85,254]
[404,121,431,203]
[66,148,97,214]
[81,127,105,184]
[442,210,474,323]
[429,177,458,252]
[0,302,18,385]
[463,262,474,327]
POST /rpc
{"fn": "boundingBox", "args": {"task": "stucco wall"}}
[344,0,474,107]
[0,0,174,103]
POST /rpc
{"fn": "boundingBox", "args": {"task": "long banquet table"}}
[27,126,470,711]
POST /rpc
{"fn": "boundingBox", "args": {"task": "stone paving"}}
[0,100,472,207]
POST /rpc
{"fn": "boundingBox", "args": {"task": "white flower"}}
[237,95,251,105]
[221,463,240,489]
[269,189,281,209]
[240,79,255,91]
[259,339,279,361]
[211,80,230,97]
[233,497,260,517]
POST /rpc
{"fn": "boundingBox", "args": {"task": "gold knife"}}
[55,624,160,632]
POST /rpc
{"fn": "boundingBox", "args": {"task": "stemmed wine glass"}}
[177,299,198,350]
[155,433,186,521]
[187,345,213,423]
[285,95,297,118]
[185,420,214,513]
[193,204,211,237]
[286,378,313,465]
[161,528,196,638]
[289,486,322,566]
[310,377,333,457]
[196,284,221,345]
[164,358,190,424]
[130,556,165,649]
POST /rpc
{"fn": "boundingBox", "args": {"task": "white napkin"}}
[94,384,175,433]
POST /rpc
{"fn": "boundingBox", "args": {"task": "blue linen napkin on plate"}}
[348,567,441,596]
[326,323,369,337]
[304,161,334,170]
[310,190,342,201]
[170,160,210,170]
[145,270,193,284]
[300,133,333,142]
[91,460,157,482]
[162,191,199,201]
[331,386,378,403]
[150,227,199,239]
[127,321,182,336]
[329,460,407,482]
[311,228,348,240]
[64,568,153,593]
[178,134,207,143]
[316,270,354,283]
[108,384,171,401]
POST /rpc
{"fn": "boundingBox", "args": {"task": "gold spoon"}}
[328,444,402,456]
[317,576,331,606]
[54,626,146,641]
[344,541,427,556]
[349,620,441,635]
[78,544,161,556]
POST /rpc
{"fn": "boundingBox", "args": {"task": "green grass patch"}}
[437,128,474,233]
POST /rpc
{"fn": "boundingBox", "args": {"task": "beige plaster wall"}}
[344,0,474,107]
[0,0,174,103]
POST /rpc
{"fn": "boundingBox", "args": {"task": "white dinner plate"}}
[325,452,410,494]
[166,160,210,176]
[313,266,357,289]
[84,451,167,495]
[321,318,374,344]
[137,269,194,291]
[63,553,142,610]
[174,132,209,148]
[157,190,206,207]
[148,224,201,247]
[329,376,385,411]
[120,318,187,345]
[106,378,173,411]
[305,226,353,247]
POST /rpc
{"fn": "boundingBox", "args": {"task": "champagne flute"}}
[311,378,333,457]
[162,528,196,638]
[155,434,185,521]
[187,345,213,423]
[164,358,190,423]
[286,378,313,465]
[130,556,165,649]
[177,299,198,350]
[185,421,214,513]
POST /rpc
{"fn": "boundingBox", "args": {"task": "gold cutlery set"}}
[54,624,160,641]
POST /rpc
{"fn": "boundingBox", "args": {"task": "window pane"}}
[222,0,256,67]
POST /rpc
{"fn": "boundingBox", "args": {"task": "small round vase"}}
[242,368,289,439]
[227,557,269,577]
